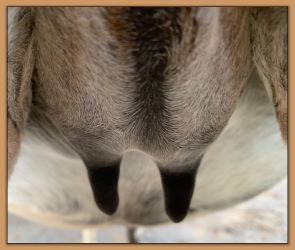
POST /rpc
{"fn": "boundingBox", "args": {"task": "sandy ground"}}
[8,178,287,243]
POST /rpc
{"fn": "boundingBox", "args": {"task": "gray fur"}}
[8,7,287,226]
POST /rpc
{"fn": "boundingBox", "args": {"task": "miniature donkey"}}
[8,7,287,242]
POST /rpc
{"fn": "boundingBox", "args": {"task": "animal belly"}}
[8,79,287,227]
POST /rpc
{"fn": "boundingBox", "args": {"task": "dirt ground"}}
[8,178,287,243]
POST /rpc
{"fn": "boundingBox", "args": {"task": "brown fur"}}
[7,117,20,176]
[8,7,35,175]
[250,7,287,142]
[7,7,287,221]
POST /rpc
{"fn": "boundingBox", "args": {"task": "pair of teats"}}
[86,157,201,222]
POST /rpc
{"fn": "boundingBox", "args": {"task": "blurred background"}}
[8,178,287,243]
